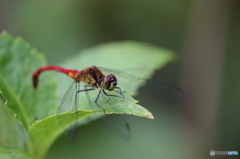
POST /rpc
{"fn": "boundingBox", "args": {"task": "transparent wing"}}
[98,67,185,101]
[100,114,131,141]
[57,80,80,144]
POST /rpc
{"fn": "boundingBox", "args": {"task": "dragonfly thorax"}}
[102,74,117,91]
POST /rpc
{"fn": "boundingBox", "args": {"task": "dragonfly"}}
[32,65,184,142]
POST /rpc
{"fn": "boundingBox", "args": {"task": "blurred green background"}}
[1,0,239,158]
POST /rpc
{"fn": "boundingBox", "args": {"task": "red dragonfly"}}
[32,66,184,141]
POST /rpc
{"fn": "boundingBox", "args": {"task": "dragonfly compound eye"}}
[104,74,117,91]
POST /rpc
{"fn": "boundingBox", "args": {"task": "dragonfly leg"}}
[102,89,124,99]
[95,90,106,114]
[76,88,94,94]
[114,87,125,98]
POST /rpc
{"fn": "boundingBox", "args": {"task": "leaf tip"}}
[144,113,154,119]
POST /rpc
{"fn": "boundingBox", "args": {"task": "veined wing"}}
[98,67,185,101]
[100,114,131,141]
[57,80,80,144]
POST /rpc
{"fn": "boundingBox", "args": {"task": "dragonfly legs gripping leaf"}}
[102,89,124,99]
[83,85,125,114]
[113,87,125,98]
[95,90,106,114]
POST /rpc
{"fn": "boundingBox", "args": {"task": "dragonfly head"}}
[103,74,117,91]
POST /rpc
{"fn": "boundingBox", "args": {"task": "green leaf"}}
[59,41,174,79]
[0,99,26,151]
[78,91,154,119]
[0,31,59,131]
[0,31,59,158]
[27,110,95,159]
[0,31,175,159]
[27,88,153,159]
[0,146,34,159]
